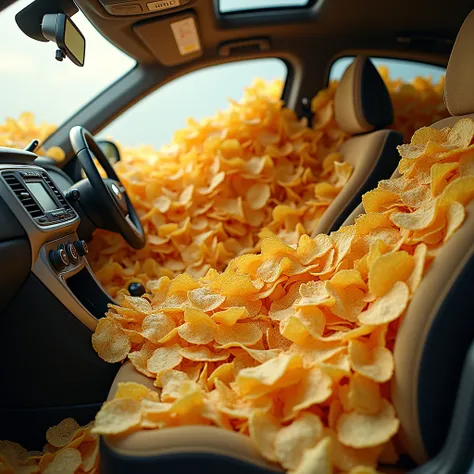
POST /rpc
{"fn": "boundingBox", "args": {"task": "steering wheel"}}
[69,126,146,249]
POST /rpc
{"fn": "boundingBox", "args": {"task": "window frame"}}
[218,0,317,15]
[325,53,447,86]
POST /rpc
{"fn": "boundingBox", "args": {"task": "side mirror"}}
[41,13,85,67]
[97,139,121,164]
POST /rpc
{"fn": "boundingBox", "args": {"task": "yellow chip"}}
[362,189,400,213]
[43,448,82,474]
[92,398,142,435]
[147,344,183,374]
[430,162,459,196]
[336,400,399,448]
[459,150,474,177]
[275,413,324,470]
[358,281,409,325]
[178,321,216,345]
[236,353,303,398]
[444,201,466,242]
[280,308,325,345]
[122,295,153,314]
[91,318,131,363]
[214,322,263,347]
[368,251,414,297]
[349,374,381,415]
[115,382,155,401]
[212,307,249,326]
[281,368,332,420]
[390,201,437,230]
[79,440,99,473]
[248,412,281,462]
[438,176,474,207]
[179,346,230,362]
[290,436,332,474]
[128,342,157,377]
[446,117,474,148]
[141,312,176,344]
[246,183,271,210]
[207,362,235,389]
[45,418,80,448]
[349,340,394,383]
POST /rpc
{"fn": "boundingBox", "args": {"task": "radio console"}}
[1,169,77,227]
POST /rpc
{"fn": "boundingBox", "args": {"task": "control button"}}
[65,243,79,263]
[38,216,48,224]
[49,248,69,271]
[66,189,81,201]
[111,4,142,14]
[19,192,30,199]
[128,282,146,297]
[73,240,88,256]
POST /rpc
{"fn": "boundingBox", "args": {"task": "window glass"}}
[330,57,445,82]
[100,59,287,149]
[219,0,309,13]
[0,0,135,125]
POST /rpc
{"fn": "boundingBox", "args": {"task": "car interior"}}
[0,0,473,473]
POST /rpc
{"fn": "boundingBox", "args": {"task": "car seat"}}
[100,15,474,473]
[311,55,403,236]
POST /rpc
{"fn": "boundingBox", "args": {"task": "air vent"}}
[2,172,43,218]
[42,173,70,209]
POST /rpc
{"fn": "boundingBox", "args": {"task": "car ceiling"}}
[76,0,473,69]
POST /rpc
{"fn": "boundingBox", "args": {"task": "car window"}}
[219,0,309,13]
[99,58,287,149]
[0,0,135,126]
[329,57,445,82]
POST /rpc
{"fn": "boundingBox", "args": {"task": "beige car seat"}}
[311,55,403,236]
[100,28,474,474]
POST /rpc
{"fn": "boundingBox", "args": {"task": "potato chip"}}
[212,307,249,326]
[236,353,303,398]
[248,412,281,462]
[115,382,156,401]
[92,398,142,435]
[147,344,182,374]
[247,183,271,210]
[446,118,474,148]
[431,162,459,196]
[43,448,82,474]
[92,318,131,363]
[289,436,332,474]
[141,312,176,343]
[444,201,466,242]
[79,440,99,472]
[390,201,437,230]
[349,374,381,415]
[349,340,394,383]
[368,252,414,297]
[180,346,230,362]
[45,418,80,448]
[336,400,399,448]
[281,368,333,419]
[275,413,324,469]
[358,281,409,325]
[215,322,263,347]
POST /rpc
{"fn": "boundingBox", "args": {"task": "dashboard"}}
[0,147,119,448]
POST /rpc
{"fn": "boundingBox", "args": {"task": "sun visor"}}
[134,12,203,66]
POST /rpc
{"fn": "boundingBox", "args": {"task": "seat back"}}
[312,56,403,236]
[389,8,474,467]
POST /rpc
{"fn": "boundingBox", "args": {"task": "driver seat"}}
[99,13,474,474]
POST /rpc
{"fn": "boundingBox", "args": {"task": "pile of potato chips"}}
[87,72,450,298]
[0,70,457,474]
[87,119,474,474]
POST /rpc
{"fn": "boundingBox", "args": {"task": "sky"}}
[0,0,445,149]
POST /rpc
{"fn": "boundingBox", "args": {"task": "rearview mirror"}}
[97,139,121,165]
[41,13,85,67]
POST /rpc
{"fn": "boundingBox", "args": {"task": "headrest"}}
[334,56,393,135]
[444,9,474,116]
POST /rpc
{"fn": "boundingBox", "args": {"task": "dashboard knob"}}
[49,248,69,271]
[128,282,146,297]
[65,242,79,263]
[73,240,88,256]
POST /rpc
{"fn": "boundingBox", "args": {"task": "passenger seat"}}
[311,55,404,236]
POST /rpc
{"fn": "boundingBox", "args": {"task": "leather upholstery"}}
[335,56,393,135]
[311,129,402,236]
[443,9,474,116]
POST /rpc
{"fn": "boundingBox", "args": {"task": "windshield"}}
[0,0,135,126]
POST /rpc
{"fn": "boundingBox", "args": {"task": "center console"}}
[0,148,119,448]
[0,154,112,330]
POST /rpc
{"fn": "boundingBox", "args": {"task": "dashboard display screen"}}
[25,182,59,211]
